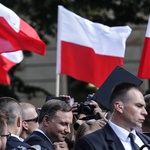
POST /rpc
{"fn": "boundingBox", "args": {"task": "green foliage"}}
[0,0,149,100]
[1,0,149,39]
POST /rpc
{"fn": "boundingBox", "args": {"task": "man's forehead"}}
[54,110,72,121]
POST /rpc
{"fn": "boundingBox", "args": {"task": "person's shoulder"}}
[24,130,52,149]
[24,131,44,144]
[137,132,150,142]
[25,133,42,142]
[74,129,105,150]
[7,136,30,150]
[142,132,150,137]
[8,135,30,145]
[75,124,115,146]
[77,128,104,144]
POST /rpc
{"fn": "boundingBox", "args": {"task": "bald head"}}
[20,102,37,121]
[20,102,39,139]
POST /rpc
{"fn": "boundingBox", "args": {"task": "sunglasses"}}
[23,116,38,123]
[0,133,11,139]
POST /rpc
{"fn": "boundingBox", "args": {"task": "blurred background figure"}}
[70,94,108,149]
[53,141,69,150]
[0,110,9,150]
[72,97,108,130]
[20,102,39,141]
[142,94,150,136]
[75,121,101,142]
[0,97,30,150]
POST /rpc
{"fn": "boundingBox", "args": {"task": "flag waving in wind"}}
[138,16,150,79]
[0,3,46,55]
[0,51,24,84]
[56,6,132,87]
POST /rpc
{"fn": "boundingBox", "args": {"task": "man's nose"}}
[65,125,71,133]
[143,107,148,116]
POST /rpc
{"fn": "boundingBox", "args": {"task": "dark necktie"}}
[129,133,139,150]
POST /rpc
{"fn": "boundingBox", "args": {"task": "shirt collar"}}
[108,120,136,142]
[10,134,20,140]
[35,128,53,144]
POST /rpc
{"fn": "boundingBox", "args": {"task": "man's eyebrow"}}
[135,102,146,106]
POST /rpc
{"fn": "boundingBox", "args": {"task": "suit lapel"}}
[103,124,126,150]
[33,131,54,150]
[137,132,150,145]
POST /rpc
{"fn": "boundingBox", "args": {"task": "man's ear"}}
[22,121,28,130]
[114,101,124,113]
[43,115,50,126]
[17,115,22,128]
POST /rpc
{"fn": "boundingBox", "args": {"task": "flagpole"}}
[56,74,60,96]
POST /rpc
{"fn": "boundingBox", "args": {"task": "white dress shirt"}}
[108,120,148,150]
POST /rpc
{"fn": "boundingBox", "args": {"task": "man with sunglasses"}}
[20,102,39,141]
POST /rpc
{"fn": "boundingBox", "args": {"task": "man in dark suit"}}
[0,97,30,150]
[24,99,73,150]
[75,82,150,150]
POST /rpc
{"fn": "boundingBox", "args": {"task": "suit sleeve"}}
[74,136,95,150]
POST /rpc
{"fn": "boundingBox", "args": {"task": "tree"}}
[1,0,149,38]
[0,0,149,100]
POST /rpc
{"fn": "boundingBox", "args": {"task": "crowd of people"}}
[0,82,150,150]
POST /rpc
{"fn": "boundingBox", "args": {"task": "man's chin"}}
[135,123,142,129]
[59,137,66,142]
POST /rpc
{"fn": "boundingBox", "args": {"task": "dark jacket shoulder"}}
[6,136,30,150]
[24,131,54,150]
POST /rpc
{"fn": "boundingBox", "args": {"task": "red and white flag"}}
[0,51,24,84]
[56,6,132,87]
[0,3,46,55]
[138,16,150,79]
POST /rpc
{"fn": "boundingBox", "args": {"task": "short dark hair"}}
[38,99,72,123]
[109,82,143,112]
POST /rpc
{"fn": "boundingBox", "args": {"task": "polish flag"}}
[0,51,23,84]
[138,16,150,79]
[56,6,132,87]
[0,3,46,55]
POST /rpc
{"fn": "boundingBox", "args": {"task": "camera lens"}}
[81,105,93,115]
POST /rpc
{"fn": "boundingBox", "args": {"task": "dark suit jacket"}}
[24,131,54,150]
[6,135,30,150]
[74,123,150,150]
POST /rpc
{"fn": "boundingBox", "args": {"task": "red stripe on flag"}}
[0,55,16,84]
[0,17,46,55]
[138,37,150,78]
[60,41,124,87]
